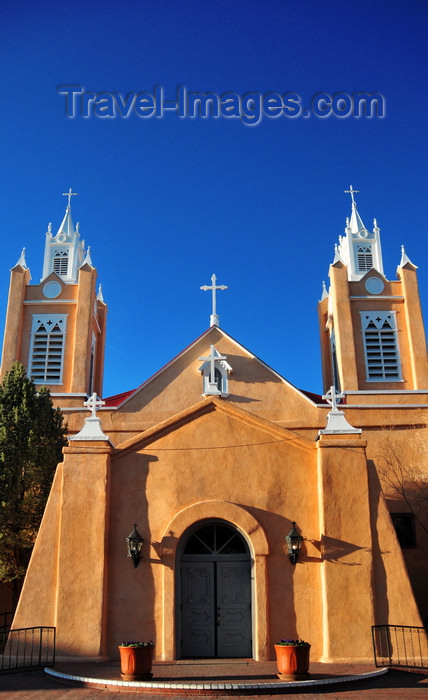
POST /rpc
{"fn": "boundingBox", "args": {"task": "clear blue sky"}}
[1,0,427,398]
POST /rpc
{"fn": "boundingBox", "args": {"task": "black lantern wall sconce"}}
[285,521,303,564]
[126,523,144,568]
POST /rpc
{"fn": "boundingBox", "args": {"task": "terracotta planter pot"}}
[118,645,154,680]
[274,644,310,680]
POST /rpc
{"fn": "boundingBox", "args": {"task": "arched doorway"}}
[178,520,252,659]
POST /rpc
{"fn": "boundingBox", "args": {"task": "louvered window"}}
[357,245,373,272]
[29,315,67,384]
[361,312,401,381]
[53,251,69,276]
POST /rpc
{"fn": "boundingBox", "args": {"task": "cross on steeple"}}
[345,185,359,207]
[63,187,78,210]
[83,392,105,418]
[200,273,228,327]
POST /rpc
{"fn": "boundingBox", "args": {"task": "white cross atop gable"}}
[200,274,228,327]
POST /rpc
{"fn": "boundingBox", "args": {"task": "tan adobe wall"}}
[12,399,423,663]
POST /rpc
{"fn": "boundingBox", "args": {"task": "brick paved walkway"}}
[1,663,427,699]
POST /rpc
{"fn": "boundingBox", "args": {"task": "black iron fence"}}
[372,625,428,670]
[0,626,55,673]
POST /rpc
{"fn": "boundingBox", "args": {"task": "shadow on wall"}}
[106,451,157,657]
[317,535,373,565]
[241,506,300,645]
[367,459,389,625]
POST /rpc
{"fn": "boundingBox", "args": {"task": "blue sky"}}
[1,0,427,398]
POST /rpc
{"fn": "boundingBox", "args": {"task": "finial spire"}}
[15,247,28,269]
[398,245,416,269]
[321,280,328,301]
[62,187,78,210]
[200,273,228,327]
[333,243,341,264]
[82,245,92,267]
[345,185,359,207]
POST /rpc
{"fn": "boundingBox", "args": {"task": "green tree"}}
[0,362,67,610]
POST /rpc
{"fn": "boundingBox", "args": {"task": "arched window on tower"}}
[330,330,340,391]
[88,333,96,395]
[53,250,69,277]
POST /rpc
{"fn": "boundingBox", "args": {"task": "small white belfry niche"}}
[198,345,232,397]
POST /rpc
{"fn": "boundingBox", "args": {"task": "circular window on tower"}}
[365,277,384,295]
[43,281,62,299]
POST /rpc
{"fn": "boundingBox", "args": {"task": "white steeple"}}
[41,189,86,283]
[335,187,384,281]
[57,200,76,237]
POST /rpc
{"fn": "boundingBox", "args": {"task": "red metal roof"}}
[102,388,137,407]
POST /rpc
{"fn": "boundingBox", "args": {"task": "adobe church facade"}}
[4,189,428,662]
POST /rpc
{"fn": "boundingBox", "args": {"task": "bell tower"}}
[318,188,428,393]
[41,188,85,284]
[0,191,107,407]
[335,186,384,281]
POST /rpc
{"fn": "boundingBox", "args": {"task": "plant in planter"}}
[274,639,310,680]
[118,641,154,681]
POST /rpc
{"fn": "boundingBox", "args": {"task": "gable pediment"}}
[114,396,314,456]
[109,326,321,431]
[357,269,387,284]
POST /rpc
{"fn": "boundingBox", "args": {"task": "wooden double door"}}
[179,522,252,658]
